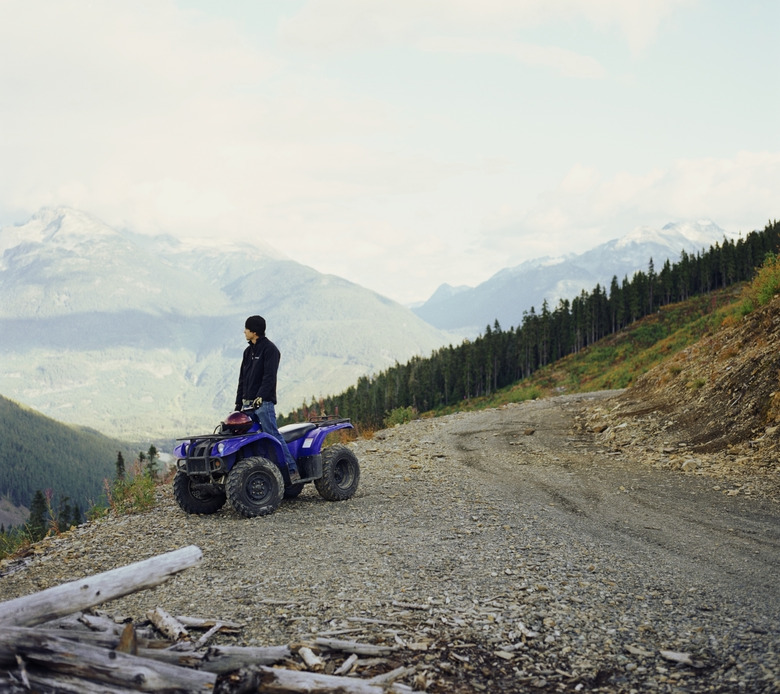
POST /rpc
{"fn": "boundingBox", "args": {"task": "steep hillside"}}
[583,293,780,498]
[0,395,133,526]
[622,297,780,451]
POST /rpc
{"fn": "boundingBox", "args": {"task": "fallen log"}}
[0,626,216,693]
[1,670,137,694]
[313,637,398,656]
[297,645,325,671]
[218,664,420,694]
[0,545,203,628]
[144,644,291,674]
[0,545,425,692]
[333,652,358,676]
[146,607,189,641]
[203,644,293,670]
[175,615,243,630]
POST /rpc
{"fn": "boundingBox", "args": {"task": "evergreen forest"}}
[0,395,133,514]
[281,221,780,430]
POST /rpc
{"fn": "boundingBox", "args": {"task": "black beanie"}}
[245,315,266,336]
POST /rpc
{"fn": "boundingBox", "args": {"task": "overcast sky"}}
[1,0,777,304]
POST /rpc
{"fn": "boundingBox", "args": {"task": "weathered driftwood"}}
[0,626,216,693]
[333,652,359,676]
[313,637,398,656]
[220,664,418,694]
[199,644,292,674]
[368,664,418,685]
[1,670,138,694]
[0,545,203,628]
[0,544,425,693]
[297,645,325,671]
[175,615,243,630]
[0,626,122,655]
[146,607,189,641]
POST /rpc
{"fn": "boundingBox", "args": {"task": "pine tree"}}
[146,445,158,479]
[57,496,73,531]
[28,490,48,541]
[116,451,126,481]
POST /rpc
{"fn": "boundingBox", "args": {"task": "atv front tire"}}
[315,445,360,501]
[173,471,227,515]
[226,456,284,518]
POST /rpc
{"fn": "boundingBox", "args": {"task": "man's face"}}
[244,328,258,343]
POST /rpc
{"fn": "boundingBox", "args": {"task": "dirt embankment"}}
[584,293,780,501]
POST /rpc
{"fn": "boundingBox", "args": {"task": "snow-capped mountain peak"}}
[414,219,739,334]
[615,219,725,251]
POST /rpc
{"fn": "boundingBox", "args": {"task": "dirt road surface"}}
[2,391,778,692]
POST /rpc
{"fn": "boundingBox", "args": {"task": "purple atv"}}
[172,412,359,518]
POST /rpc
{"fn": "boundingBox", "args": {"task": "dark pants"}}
[254,401,298,474]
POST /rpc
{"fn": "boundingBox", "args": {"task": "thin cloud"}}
[279,0,694,53]
[419,36,606,79]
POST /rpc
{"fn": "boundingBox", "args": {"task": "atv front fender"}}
[216,431,287,464]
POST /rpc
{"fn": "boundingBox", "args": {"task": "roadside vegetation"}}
[0,448,163,561]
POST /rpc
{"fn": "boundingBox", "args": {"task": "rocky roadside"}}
[1,391,779,693]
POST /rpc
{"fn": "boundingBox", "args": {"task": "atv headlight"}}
[217,442,225,455]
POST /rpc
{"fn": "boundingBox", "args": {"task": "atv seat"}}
[278,422,317,443]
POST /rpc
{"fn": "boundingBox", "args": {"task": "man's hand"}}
[252,397,263,408]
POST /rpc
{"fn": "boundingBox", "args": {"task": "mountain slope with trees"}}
[413,219,736,334]
[0,395,133,528]
[282,221,780,430]
[0,207,453,440]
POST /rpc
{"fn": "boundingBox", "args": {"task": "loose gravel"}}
[2,391,778,693]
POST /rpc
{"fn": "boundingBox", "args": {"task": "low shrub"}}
[741,253,780,314]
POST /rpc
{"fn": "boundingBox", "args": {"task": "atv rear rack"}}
[307,415,351,425]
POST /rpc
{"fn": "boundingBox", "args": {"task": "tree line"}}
[281,221,780,430]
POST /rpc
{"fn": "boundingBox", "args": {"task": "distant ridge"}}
[413,220,739,335]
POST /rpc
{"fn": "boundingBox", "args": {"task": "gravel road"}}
[2,391,778,693]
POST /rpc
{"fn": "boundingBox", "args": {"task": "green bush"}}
[91,469,157,519]
[741,253,780,315]
[384,406,418,428]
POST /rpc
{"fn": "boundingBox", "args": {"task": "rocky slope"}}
[581,294,780,501]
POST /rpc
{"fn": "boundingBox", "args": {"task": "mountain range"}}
[413,220,737,334]
[0,208,452,442]
[0,208,743,444]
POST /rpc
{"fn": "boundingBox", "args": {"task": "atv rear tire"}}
[173,471,227,515]
[226,456,284,518]
[315,445,360,501]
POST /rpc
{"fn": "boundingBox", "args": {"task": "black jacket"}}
[235,337,281,407]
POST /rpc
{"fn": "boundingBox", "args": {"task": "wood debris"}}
[0,545,422,693]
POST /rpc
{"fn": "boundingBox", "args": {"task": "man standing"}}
[235,315,300,482]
